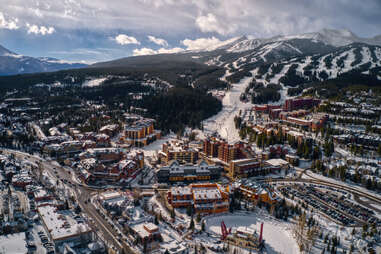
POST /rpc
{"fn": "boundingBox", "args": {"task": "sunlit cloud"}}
[114,34,140,45]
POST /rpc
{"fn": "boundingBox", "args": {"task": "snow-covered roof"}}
[266,158,289,167]
[193,188,221,200]
[171,186,192,196]
[38,205,92,241]
[131,222,159,239]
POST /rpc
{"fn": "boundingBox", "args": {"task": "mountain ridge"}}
[1,28,380,101]
[0,44,88,76]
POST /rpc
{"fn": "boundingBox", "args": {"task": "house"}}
[99,124,119,137]
[129,222,162,252]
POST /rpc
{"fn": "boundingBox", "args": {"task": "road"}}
[302,169,381,207]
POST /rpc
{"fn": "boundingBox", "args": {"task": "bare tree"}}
[293,213,319,253]
[305,226,319,253]
[293,213,307,252]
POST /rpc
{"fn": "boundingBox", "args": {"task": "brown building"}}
[78,151,144,184]
[228,158,261,179]
[283,97,320,111]
[122,118,161,147]
[237,182,279,206]
[167,183,229,214]
[130,223,161,252]
[203,138,244,163]
[79,148,125,163]
[285,154,299,166]
[282,113,328,131]
[99,124,119,137]
[161,140,199,164]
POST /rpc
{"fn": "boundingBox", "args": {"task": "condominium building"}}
[161,140,199,164]
[156,160,222,183]
[283,97,320,111]
[122,118,161,147]
[78,151,144,184]
[167,183,229,214]
[79,148,125,163]
[237,181,279,205]
[228,158,261,179]
[203,137,244,163]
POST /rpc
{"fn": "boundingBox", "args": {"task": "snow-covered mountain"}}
[248,43,381,86]
[87,28,381,97]
[0,45,14,56]
[171,29,381,87]
[0,44,87,76]
[217,29,381,53]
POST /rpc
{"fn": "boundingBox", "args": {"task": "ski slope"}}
[203,75,252,143]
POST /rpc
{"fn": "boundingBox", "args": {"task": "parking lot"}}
[278,183,381,226]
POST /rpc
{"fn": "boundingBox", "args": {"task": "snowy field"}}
[204,212,299,254]
[203,76,252,143]
[0,233,27,254]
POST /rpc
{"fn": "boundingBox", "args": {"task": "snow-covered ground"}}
[82,77,107,87]
[204,211,299,254]
[133,133,176,157]
[0,232,28,254]
[203,76,252,143]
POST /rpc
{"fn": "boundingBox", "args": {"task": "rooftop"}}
[266,158,289,167]
[38,205,92,241]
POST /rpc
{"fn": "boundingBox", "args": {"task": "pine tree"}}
[170,209,175,219]
[186,205,193,216]
[196,212,201,223]
[189,217,195,230]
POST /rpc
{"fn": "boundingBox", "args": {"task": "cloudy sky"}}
[0,0,380,63]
